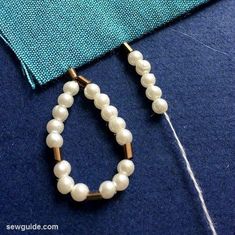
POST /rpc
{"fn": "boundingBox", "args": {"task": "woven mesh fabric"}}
[0,0,208,88]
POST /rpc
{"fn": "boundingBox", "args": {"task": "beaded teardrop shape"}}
[46,69,135,201]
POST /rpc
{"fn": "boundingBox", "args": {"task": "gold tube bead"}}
[123,143,133,159]
[67,68,77,80]
[87,191,103,201]
[76,75,91,87]
[67,68,91,87]
[122,42,133,53]
[53,147,62,161]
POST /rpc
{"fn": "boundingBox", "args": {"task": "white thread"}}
[164,112,217,235]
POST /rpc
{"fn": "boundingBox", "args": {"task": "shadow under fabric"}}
[0,0,208,88]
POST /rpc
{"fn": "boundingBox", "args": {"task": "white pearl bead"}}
[52,105,69,122]
[145,85,162,101]
[136,60,151,75]
[117,159,135,176]
[112,173,129,191]
[152,98,168,114]
[71,183,89,202]
[127,50,143,66]
[63,81,79,96]
[108,117,126,133]
[46,132,63,148]
[101,105,118,122]
[99,181,116,199]
[94,93,110,109]
[141,73,156,88]
[57,176,74,194]
[47,119,64,134]
[58,93,74,108]
[53,160,71,178]
[84,83,100,100]
[116,129,133,145]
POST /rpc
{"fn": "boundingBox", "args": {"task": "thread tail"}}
[164,112,217,235]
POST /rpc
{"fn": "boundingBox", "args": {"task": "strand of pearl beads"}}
[124,43,218,235]
[127,48,168,114]
[46,69,135,201]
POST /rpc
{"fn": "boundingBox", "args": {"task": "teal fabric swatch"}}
[0,0,208,88]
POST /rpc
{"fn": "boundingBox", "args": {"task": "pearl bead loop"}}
[46,74,134,202]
